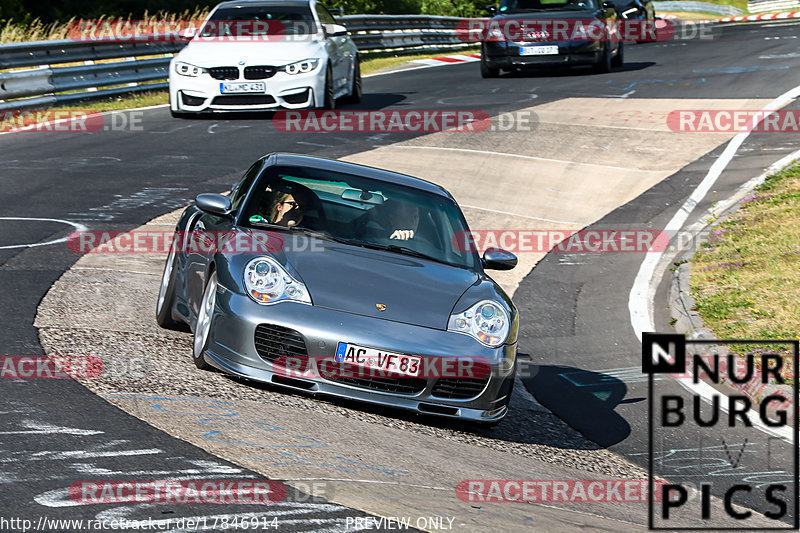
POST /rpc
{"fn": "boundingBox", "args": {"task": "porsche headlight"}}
[243,257,311,305]
[283,58,320,75]
[448,300,510,348]
[174,61,205,77]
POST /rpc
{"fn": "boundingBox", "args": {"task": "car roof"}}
[214,0,316,8]
[264,153,454,199]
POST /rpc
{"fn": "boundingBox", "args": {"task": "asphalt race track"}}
[2,18,800,532]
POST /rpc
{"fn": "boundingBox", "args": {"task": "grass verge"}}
[689,163,800,382]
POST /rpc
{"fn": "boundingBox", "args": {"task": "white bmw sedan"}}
[169,0,361,116]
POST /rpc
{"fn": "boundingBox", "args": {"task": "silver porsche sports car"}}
[157,153,519,424]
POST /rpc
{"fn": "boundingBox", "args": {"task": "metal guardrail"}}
[652,1,745,15]
[747,0,800,12]
[0,15,472,111]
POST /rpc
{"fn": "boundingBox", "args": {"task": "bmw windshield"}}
[201,5,317,37]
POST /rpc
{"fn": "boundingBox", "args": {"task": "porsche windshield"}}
[241,166,477,269]
[202,5,317,36]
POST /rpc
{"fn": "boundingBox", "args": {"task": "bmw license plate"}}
[335,342,421,377]
[220,82,266,93]
[520,45,559,56]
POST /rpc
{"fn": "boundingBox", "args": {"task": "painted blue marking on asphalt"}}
[692,66,790,74]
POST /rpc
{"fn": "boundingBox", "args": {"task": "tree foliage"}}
[1,0,492,23]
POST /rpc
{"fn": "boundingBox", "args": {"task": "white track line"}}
[461,204,586,226]
[0,217,88,250]
[391,145,657,173]
[628,82,800,442]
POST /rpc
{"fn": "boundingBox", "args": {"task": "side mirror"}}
[485,4,499,15]
[482,247,517,270]
[324,24,348,37]
[179,27,198,40]
[602,1,615,8]
[196,193,232,217]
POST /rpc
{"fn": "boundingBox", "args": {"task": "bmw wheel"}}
[342,57,362,105]
[322,64,336,110]
[193,270,217,370]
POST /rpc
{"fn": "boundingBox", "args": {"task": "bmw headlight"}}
[243,257,311,305]
[282,58,320,75]
[448,300,510,348]
[174,61,205,77]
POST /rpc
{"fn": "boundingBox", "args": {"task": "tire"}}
[480,46,500,78]
[193,270,217,371]
[611,40,624,68]
[322,64,336,110]
[593,43,612,73]
[342,58,362,105]
[156,245,182,329]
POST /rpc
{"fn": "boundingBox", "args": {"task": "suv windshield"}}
[202,5,317,36]
[500,0,598,11]
[240,166,478,270]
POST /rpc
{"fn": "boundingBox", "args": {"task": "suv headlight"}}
[282,58,320,75]
[448,300,510,348]
[174,61,206,77]
[243,257,311,305]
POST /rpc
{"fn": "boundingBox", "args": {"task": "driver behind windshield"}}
[360,199,420,241]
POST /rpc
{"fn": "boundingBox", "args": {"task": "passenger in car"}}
[360,200,419,241]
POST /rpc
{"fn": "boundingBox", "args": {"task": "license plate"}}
[335,342,421,377]
[520,45,559,56]
[220,82,265,93]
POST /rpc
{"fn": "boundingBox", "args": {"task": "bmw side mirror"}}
[196,193,232,217]
[482,247,517,270]
[485,4,499,15]
[324,24,349,37]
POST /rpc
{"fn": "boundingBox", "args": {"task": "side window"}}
[316,5,337,26]
[230,162,262,211]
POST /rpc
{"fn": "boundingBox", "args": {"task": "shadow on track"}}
[496,60,655,78]
[521,364,634,447]
[169,92,409,121]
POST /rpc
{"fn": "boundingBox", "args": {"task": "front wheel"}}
[193,271,217,370]
[156,245,182,329]
[593,43,612,74]
[611,41,624,68]
[342,58,362,105]
[321,65,336,110]
[480,46,500,78]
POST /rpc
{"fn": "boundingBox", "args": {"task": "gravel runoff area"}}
[35,210,647,481]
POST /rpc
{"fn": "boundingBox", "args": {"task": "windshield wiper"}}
[338,239,449,265]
